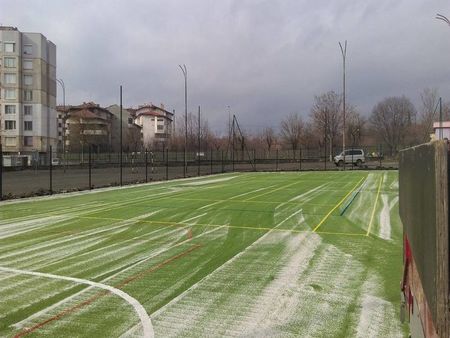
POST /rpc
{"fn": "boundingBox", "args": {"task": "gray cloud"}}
[3,0,450,133]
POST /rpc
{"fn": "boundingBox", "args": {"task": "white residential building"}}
[133,104,173,149]
[0,26,57,154]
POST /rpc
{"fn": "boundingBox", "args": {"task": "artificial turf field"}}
[0,171,407,337]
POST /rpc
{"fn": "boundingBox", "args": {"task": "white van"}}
[334,149,365,167]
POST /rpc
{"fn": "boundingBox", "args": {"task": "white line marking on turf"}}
[0,266,154,338]
[12,225,226,331]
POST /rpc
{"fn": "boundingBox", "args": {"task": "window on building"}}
[24,105,32,115]
[5,120,16,130]
[24,90,33,101]
[151,118,155,121]
[128,117,133,124]
[24,121,33,131]
[23,44,32,55]
[157,118,164,122]
[23,59,33,70]
[157,125,164,131]
[5,137,16,146]
[4,57,16,68]
[5,73,17,84]
[24,136,33,146]
[5,89,16,99]
[24,75,33,86]
[5,105,16,114]
[4,42,15,53]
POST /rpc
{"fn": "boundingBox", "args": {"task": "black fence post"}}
[145,148,148,183]
[184,148,186,178]
[197,151,200,177]
[379,144,383,168]
[299,148,302,171]
[166,148,169,180]
[232,148,235,172]
[49,146,53,194]
[0,142,2,200]
[88,144,92,189]
[276,149,279,171]
[221,150,224,173]
[210,149,213,175]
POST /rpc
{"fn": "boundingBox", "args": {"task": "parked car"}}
[51,158,61,166]
[334,149,365,167]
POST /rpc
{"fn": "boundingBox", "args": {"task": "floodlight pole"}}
[179,64,188,177]
[120,85,123,186]
[339,40,347,170]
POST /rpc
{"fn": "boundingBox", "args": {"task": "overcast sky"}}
[3,0,450,133]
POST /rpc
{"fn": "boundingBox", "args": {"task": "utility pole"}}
[179,64,188,177]
[198,105,201,176]
[339,40,347,170]
[120,85,123,186]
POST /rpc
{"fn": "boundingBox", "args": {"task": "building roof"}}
[135,103,173,121]
[69,109,104,120]
[433,121,450,129]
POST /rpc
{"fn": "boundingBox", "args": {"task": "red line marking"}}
[14,244,201,338]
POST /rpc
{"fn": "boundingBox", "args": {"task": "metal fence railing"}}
[0,146,399,200]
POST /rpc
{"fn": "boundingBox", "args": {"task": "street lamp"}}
[436,14,449,138]
[339,40,347,169]
[56,78,66,171]
[179,64,188,177]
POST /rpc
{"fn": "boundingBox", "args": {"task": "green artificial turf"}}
[0,171,407,337]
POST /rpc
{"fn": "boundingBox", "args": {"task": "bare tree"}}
[280,113,304,158]
[346,108,366,147]
[418,88,439,142]
[262,127,277,152]
[369,96,416,155]
[310,91,342,158]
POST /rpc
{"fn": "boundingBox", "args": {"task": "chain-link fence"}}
[0,145,398,200]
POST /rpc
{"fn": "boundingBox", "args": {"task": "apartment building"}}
[133,103,173,149]
[57,102,113,153]
[0,26,57,154]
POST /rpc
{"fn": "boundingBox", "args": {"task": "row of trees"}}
[168,88,449,156]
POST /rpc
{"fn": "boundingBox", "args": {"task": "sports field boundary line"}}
[312,176,366,232]
[366,175,383,236]
[0,266,154,338]
[75,215,367,237]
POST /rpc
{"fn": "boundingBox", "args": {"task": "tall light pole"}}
[179,64,188,177]
[436,14,450,138]
[56,78,66,170]
[339,40,347,169]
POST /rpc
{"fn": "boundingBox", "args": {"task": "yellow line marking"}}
[312,176,366,232]
[76,215,368,237]
[244,179,303,201]
[168,197,335,207]
[315,231,367,237]
[366,175,383,236]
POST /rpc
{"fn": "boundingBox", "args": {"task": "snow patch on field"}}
[0,215,71,240]
[379,194,391,240]
[236,233,321,335]
[289,183,328,202]
[181,176,237,186]
[355,275,403,338]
